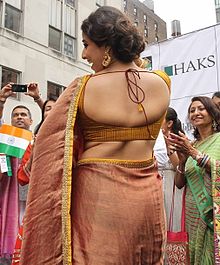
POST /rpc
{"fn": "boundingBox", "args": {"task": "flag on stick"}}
[0,124,32,158]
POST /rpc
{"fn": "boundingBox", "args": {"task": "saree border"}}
[77,157,155,168]
[62,75,91,265]
[212,158,220,263]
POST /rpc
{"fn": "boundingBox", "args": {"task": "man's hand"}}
[0,83,14,104]
[25,83,41,100]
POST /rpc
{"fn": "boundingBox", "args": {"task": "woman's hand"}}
[168,132,193,153]
[162,130,179,168]
[167,131,190,164]
[162,129,172,154]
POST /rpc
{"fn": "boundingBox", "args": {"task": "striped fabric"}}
[0,124,32,158]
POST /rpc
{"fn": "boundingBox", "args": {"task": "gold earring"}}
[102,48,111,68]
[134,57,143,67]
[212,120,218,131]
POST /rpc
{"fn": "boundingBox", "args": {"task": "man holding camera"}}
[0,82,43,264]
[0,83,44,118]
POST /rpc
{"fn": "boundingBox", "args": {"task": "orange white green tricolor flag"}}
[0,124,32,158]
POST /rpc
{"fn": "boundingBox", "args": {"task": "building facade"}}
[0,0,123,127]
[123,0,167,44]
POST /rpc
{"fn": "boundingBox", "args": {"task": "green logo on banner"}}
[164,66,173,76]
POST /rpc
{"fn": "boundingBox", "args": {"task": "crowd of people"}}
[0,5,220,265]
[0,83,42,265]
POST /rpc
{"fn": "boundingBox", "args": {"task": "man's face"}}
[11,108,32,130]
[213,96,220,108]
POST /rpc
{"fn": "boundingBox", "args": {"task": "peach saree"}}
[20,74,166,265]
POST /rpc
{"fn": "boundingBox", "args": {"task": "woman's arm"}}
[167,151,179,169]
[17,144,33,185]
[175,161,187,189]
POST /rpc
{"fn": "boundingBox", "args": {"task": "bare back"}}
[80,67,170,160]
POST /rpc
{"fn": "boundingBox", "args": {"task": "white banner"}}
[142,24,220,134]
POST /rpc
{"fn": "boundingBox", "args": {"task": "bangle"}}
[176,165,185,174]
[197,154,210,168]
[34,96,41,102]
[193,151,210,168]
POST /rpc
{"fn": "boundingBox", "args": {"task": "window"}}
[133,6,137,16]
[47,81,65,99]
[134,21,138,27]
[64,34,75,57]
[49,0,76,58]
[4,3,21,33]
[49,0,62,30]
[155,36,159,42]
[143,14,147,24]
[1,66,20,88]
[123,0,127,10]
[0,66,20,99]
[49,26,61,51]
[144,27,148,37]
[0,1,3,23]
[154,22,158,32]
[65,0,75,7]
[5,0,21,9]
[215,0,220,8]
[96,0,105,7]
[64,3,76,36]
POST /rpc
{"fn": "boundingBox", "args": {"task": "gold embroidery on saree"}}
[62,75,91,265]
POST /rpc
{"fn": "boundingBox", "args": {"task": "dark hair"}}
[81,6,145,63]
[165,107,184,135]
[188,96,220,139]
[34,98,56,135]
[212,91,220,99]
[11,105,32,119]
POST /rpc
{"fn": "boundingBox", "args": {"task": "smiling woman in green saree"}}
[168,96,220,265]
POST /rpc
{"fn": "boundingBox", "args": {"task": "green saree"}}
[185,132,220,265]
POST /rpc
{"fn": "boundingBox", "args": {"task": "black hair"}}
[165,107,184,135]
[34,98,56,135]
[81,6,145,63]
[188,96,220,140]
[11,105,32,119]
[212,91,220,99]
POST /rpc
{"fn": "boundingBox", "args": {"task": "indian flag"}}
[0,124,32,158]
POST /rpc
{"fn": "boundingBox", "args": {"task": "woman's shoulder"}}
[64,75,92,93]
[138,70,170,92]
[150,70,171,90]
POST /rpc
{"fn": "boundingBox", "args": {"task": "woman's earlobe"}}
[167,120,174,130]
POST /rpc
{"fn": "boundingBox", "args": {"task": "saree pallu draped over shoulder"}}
[20,75,90,265]
[20,74,166,265]
[184,132,220,265]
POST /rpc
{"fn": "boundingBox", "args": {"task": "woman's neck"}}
[99,61,138,73]
[197,125,214,141]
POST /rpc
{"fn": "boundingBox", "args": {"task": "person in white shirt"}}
[154,107,184,231]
